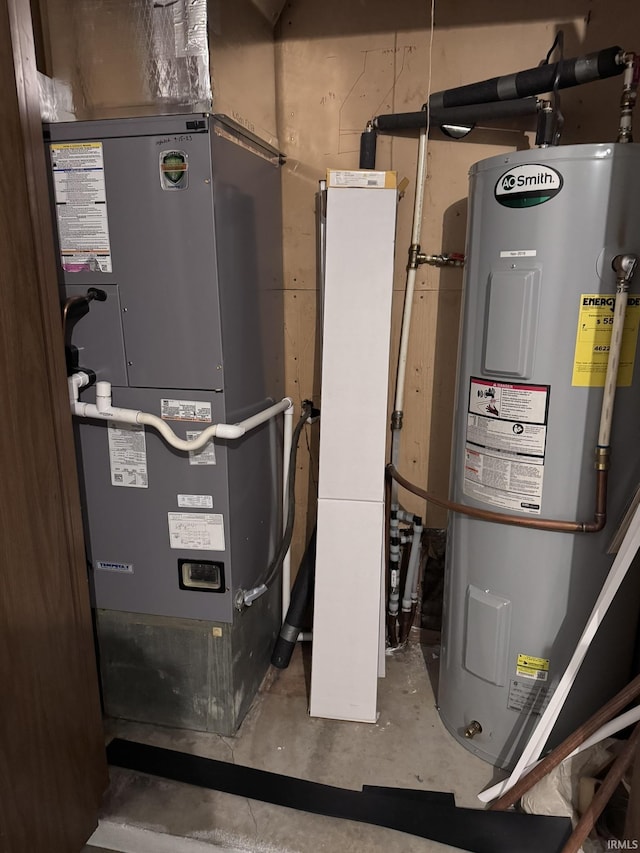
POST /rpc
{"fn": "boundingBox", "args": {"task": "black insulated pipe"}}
[271,526,317,669]
[374,97,540,133]
[428,46,623,110]
[359,125,378,169]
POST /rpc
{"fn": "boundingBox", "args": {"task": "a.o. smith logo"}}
[495,164,563,208]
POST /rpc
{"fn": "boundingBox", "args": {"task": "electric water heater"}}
[439,143,640,768]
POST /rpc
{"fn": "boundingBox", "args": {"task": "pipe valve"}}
[464,720,483,739]
[417,252,465,268]
[612,253,638,286]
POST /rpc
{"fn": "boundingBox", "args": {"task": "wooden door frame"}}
[1,0,108,849]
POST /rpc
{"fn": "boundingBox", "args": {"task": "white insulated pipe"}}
[69,376,293,450]
[393,126,429,417]
[390,126,429,517]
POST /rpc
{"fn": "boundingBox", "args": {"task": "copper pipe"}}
[489,672,640,811]
[561,722,640,853]
[386,464,608,534]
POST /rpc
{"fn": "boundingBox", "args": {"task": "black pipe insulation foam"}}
[428,46,623,110]
[374,97,539,133]
[359,127,378,169]
[271,526,317,669]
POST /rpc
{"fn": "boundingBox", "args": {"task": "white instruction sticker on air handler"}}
[463,378,549,515]
[177,494,213,509]
[108,423,148,488]
[161,399,212,422]
[186,430,216,465]
[168,512,225,551]
[50,142,113,273]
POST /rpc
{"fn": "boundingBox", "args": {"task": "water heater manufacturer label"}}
[463,379,549,514]
[50,142,113,272]
[107,423,148,488]
[168,512,225,551]
[572,293,640,387]
[508,679,555,715]
[495,163,563,208]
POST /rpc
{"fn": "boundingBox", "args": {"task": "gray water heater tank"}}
[439,143,640,769]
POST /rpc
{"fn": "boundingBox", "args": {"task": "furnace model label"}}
[177,494,213,509]
[168,512,225,551]
[50,142,113,272]
[463,378,549,515]
[107,423,148,488]
[161,399,212,422]
[572,293,640,387]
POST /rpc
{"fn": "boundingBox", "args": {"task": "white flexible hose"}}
[598,289,628,447]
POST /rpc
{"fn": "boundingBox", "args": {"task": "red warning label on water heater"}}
[463,378,550,515]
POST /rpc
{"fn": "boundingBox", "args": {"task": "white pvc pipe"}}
[282,403,294,618]
[480,704,640,803]
[479,499,640,804]
[598,288,628,447]
[69,376,292,451]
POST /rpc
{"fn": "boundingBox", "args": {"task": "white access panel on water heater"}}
[310,170,397,722]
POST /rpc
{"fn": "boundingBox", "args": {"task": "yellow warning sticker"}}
[516,653,550,681]
[572,294,640,387]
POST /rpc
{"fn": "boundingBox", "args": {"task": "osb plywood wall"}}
[276,0,638,569]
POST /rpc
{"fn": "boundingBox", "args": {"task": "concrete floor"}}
[87,643,502,853]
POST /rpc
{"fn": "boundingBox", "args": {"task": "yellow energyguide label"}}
[572,294,640,387]
[516,653,550,681]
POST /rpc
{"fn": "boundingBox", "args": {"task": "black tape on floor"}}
[107,738,571,853]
